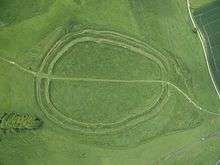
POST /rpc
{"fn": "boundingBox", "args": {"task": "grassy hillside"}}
[193,0,220,91]
[0,0,219,164]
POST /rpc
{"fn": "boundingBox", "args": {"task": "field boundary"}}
[187,0,220,99]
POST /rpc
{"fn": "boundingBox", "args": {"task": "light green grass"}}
[0,0,220,165]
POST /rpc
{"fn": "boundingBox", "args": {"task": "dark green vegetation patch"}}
[0,0,55,27]
[193,0,220,91]
[0,112,42,132]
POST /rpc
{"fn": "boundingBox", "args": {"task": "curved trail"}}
[0,55,220,116]
[35,30,170,133]
[0,1,219,163]
[187,0,220,100]
[155,1,220,164]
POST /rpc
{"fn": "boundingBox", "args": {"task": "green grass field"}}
[0,0,220,164]
[193,0,220,92]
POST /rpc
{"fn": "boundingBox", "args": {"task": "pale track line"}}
[41,82,168,133]
[156,1,220,164]
[156,130,220,165]
[0,55,220,116]
[0,56,36,76]
[215,159,220,165]
[35,29,220,116]
[83,29,166,58]
[37,31,169,132]
[187,0,220,100]
[43,77,168,130]
[84,29,171,74]
[46,36,166,76]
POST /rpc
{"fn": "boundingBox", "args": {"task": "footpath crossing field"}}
[0,0,220,164]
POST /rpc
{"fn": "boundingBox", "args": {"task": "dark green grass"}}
[0,0,55,26]
[194,0,220,91]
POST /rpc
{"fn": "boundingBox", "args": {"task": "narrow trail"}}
[0,0,219,164]
[155,1,220,164]
[155,130,220,165]
[0,56,36,75]
[187,0,220,100]
[0,54,220,116]
[0,0,219,129]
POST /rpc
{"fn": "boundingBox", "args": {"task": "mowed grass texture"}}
[193,0,220,91]
[0,0,220,165]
